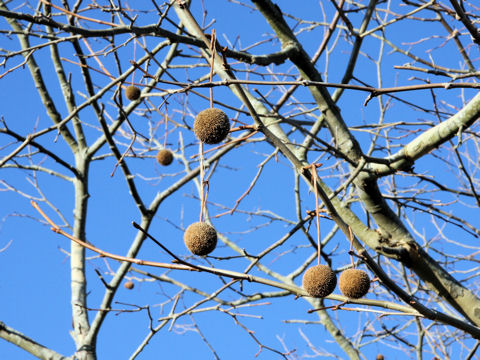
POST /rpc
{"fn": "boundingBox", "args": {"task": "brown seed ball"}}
[376,355,385,360]
[125,85,141,101]
[339,268,370,299]
[184,222,217,256]
[124,281,134,290]
[156,149,174,166]
[302,265,337,298]
[193,108,230,144]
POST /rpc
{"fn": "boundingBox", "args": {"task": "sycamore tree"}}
[1,0,480,359]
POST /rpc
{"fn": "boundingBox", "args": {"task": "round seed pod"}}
[338,268,370,299]
[376,355,385,360]
[184,222,217,256]
[156,149,174,166]
[194,108,230,144]
[124,281,134,290]
[302,265,337,298]
[125,85,141,101]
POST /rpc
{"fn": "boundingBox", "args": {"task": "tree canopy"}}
[1,1,480,359]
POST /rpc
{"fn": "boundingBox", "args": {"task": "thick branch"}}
[0,321,69,360]
[70,158,91,357]
[448,0,480,45]
[371,91,480,175]
[251,0,480,328]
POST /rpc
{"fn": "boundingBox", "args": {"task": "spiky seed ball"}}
[125,85,141,101]
[124,281,134,290]
[184,222,217,256]
[156,149,174,166]
[376,355,384,360]
[338,268,370,299]
[194,108,230,144]
[302,265,337,298]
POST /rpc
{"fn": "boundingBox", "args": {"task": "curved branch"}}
[0,321,70,360]
[372,90,480,175]
[31,200,480,340]
[0,6,294,66]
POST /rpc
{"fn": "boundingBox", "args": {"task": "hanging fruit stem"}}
[311,163,321,265]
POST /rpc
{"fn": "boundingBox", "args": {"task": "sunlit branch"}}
[0,321,69,360]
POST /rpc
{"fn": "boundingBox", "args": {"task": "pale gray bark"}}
[0,321,69,360]
[249,0,480,327]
